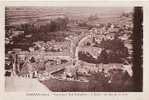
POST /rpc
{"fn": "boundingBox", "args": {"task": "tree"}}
[97,49,108,64]
[132,7,143,92]
[78,51,96,63]
[99,38,129,63]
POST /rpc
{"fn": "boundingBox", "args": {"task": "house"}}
[105,33,115,40]
[11,30,24,38]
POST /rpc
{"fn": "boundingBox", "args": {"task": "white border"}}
[0,1,149,100]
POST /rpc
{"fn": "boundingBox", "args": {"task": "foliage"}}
[99,38,129,63]
[78,51,97,63]
[78,37,129,63]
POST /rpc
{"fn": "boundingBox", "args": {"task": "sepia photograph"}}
[4,6,143,92]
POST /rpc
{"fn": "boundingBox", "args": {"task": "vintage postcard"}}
[0,0,148,100]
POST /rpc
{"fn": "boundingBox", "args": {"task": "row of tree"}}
[17,17,69,34]
[7,17,69,44]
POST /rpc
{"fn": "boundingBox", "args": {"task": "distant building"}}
[11,30,24,38]
[105,33,115,40]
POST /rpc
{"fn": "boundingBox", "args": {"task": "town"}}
[5,7,134,92]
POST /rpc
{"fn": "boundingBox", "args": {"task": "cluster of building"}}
[72,18,133,80]
[5,12,134,84]
[29,40,71,53]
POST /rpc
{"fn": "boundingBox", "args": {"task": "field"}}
[6,7,133,25]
